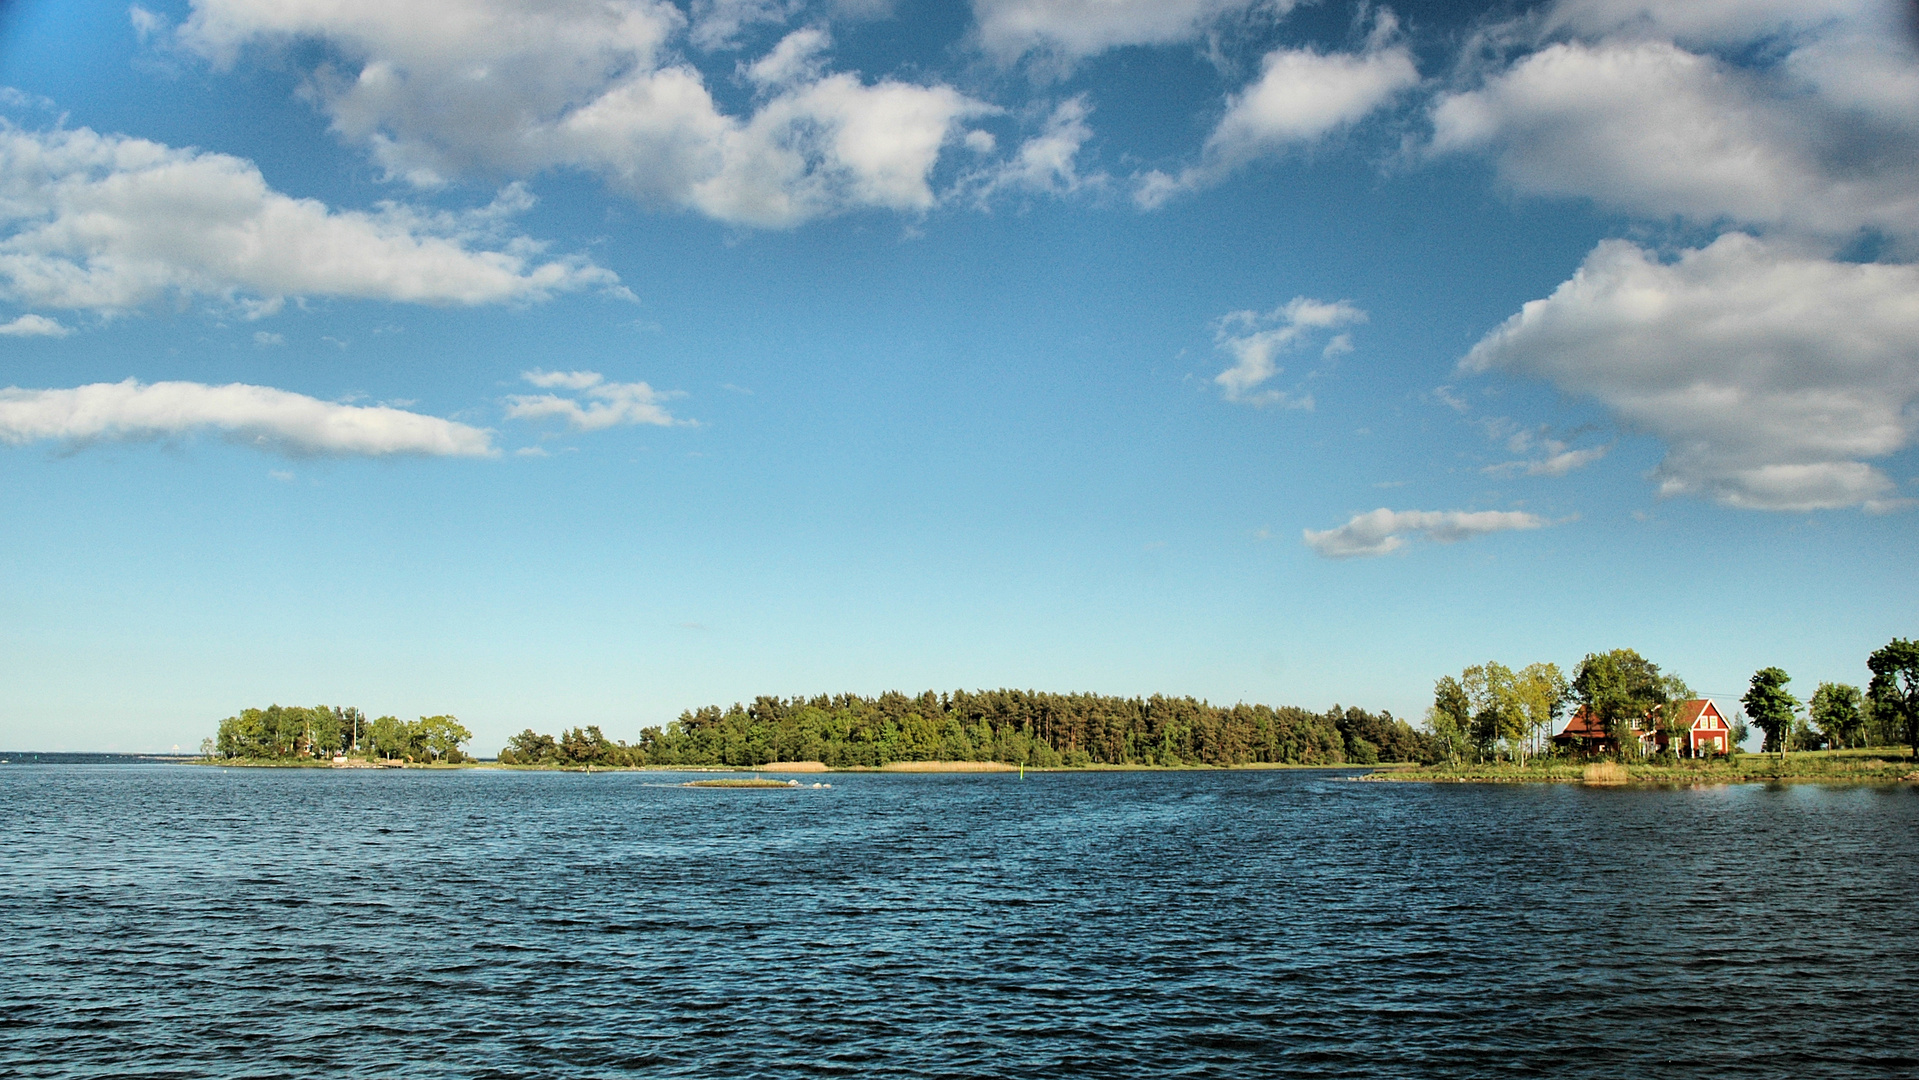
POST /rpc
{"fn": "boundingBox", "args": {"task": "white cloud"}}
[0,379,496,457]
[682,73,987,226]
[1485,444,1608,478]
[744,26,831,87]
[177,0,989,229]
[691,0,801,51]
[1213,296,1364,406]
[0,313,69,337]
[521,369,607,391]
[1461,234,1919,511]
[505,369,686,430]
[0,124,618,316]
[1483,440,1608,477]
[972,0,1291,63]
[1544,0,1882,49]
[1304,508,1547,558]
[1428,36,1919,245]
[128,4,166,42]
[960,97,1100,202]
[1136,22,1417,206]
[1208,40,1417,157]
[1477,421,1608,477]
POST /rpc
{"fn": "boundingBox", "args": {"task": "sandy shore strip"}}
[880,761,1018,772]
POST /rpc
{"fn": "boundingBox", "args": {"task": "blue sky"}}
[1,0,1914,752]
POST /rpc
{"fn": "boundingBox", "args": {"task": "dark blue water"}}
[2,766,1915,1078]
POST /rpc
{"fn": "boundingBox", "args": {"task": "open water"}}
[1,764,1915,1078]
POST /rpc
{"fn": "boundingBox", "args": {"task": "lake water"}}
[2,765,1915,1077]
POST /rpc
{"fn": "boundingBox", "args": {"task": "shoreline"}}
[1365,750,1917,786]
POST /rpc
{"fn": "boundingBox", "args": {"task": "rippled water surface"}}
[2,765,1916,1077]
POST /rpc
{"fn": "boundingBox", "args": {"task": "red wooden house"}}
[1553,698,1732,757]
[1660,698,1733,757]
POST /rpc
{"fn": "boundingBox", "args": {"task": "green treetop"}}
[1808,682,1864,750]
[1573,649,1669,755]
[1866,639,1919,757]
[1743,667,1800,757]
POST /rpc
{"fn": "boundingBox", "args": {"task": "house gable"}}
[1690,699,1727,732]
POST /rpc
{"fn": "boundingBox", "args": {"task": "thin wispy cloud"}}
[973,0,1296,66]
[0,379,496,457]
[1213,296,1364,407]
[505,369,688,430]
[1304,508,1547,558]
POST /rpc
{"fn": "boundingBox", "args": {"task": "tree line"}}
[1426,637,1919,762]
[210,704,472,763]
[1741,638,1919,756]
[497,689,1442,768]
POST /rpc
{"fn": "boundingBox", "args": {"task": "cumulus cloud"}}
[1208,39,1417,155]
[0,379,495,457]
[173,1,989,229]
[1461,234,1919,511]
[505,369,686,430]
[1428,33,1919,245]
[972,0,1292,64]
[1304,508,1547,558]
[0,124,618,316]
[1136,18,1416,206]
[1213,296,1364,406]
[0,313,70,337]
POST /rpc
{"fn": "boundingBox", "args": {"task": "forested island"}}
[200,638,1916,782]
[497,690,1437,768]
[209,704,472,764]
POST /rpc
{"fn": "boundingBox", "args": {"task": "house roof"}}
[1556,699,1720,739]
[1556,706,1610,739]
[1669,698,1725,729]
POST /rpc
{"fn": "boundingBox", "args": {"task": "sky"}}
[0,0,1914,753]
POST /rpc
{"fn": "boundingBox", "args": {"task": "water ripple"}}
[1,766,1915,1077]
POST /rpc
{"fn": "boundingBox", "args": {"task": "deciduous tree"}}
[1573,649,1667,757]
[1809,682,1863,750]
[1866,639,1919,757]
[1743,667,1800,758]
[1511,662,1569,763]
[1427,675,1472,764]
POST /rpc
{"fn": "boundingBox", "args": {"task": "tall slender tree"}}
[1428,675,1473,764]
[1511,662,1569,764]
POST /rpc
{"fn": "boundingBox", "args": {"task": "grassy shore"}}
[1368,747,1917,784]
